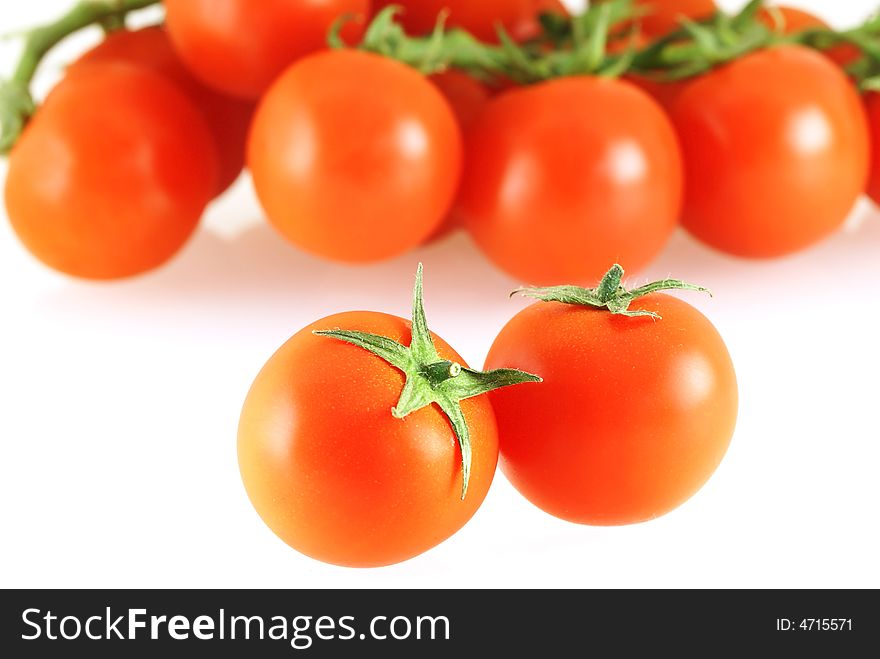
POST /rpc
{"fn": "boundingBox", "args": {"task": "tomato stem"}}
[0,0,160,154]
[515,264,711,320]
[314,264,542,499]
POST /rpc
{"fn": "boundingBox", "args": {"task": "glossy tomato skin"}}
[373,0,530,42]
[70,26,254,195]
[673,46,869,258]
[5,63,218,280]
[485,294,738,525]
[458,77,682,285]
[164,0,370,99]
[865,93,880,205]
[249,50,463,263]
[238,312,499,568]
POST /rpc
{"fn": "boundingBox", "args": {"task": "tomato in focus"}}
[4,63,219,280]
[238,312,499,567]
[70,26,253,195]
[672,45,869,258]
[164,0,371,99]
[249,50,462,263]
[485,294,738,525]
[457,77,682,285]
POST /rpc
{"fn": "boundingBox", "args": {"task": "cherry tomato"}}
[756,6,859,67]
[249,50,462,263]
[372,0,531,42]
[238,312,498,567]
[485,292,738,525]
[865,92,880,206]
[672,46,868,258]
[457,77,682,285]
[635,0,717,38]
[5,63,219,280]
[509,0,569,42]
[164,0,370,99]
[70,26,254,195]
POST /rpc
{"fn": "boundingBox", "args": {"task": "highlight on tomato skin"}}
[484,273,739,526]
[69,26,254,196]
[672,45,869,259]
[248,49,463,264]
[457,76,683,286]
[163,0,371,99]
[4,62,220,281]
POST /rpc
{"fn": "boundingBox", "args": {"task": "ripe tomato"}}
[238,311,499,567]
[5,63,218,280]
[457,77,682,285]
[635,0,717,38]
[672,46,868,258]
[865,93,880,206]
[509,0,569,42]
[485,277,738,525]
[249,50,462,263]
[756,6,859,67]
[70,26,253,195]
[431,71,490,133]
[372,0,531,42]
[164,0,370,99]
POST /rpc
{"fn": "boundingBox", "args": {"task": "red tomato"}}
[672,46,868,258]
[457,77,682,285]
[164,0,370,99]
[756,6,859,67]
[485,293,738,525]
[865,92,880,205]
[635,0,717,38]
[509,0,569,42]
[249,50,462,263]
[626,75,690,113]
[70,26,254,195]
[238,311,499,567]
[373,0,531,42]
[4,63,218,280]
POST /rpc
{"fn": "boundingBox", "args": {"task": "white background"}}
[1,1,878,589]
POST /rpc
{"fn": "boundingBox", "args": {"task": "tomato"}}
[431,71,490,132]
[70,26,253,195]
[756,6,859,68]
[238,311,499,567]
[4,63,218,280]
[635,0,717,38]
[164,0,370,99]
[249,50,462,263]
[672,46,868,258]
[865,93,880,206]
[509,0,569,42]
[457,77,682,285]
[485,274,738,525]
[372,0,531,42]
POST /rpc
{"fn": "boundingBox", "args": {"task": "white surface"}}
[1,1,878,590]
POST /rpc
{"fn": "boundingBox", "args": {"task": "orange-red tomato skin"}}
[458,76,682,285]
[485,294,738,525]
[4,63,219,280]
[672,46,869,258]
[248,50,462,263]
[238,312,499,568]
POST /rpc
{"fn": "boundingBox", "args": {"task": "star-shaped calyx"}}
[514,264,711,319]
[314,265,542,499]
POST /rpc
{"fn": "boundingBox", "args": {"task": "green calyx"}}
[0,0,160,155]
[314,265,542,500]
[515,264,711,320]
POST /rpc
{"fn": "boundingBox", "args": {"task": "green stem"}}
[515,264,711,320]
[1,0,160,154]
[315,265,541,499]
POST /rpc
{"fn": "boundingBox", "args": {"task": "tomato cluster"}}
[3,1,878,282]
